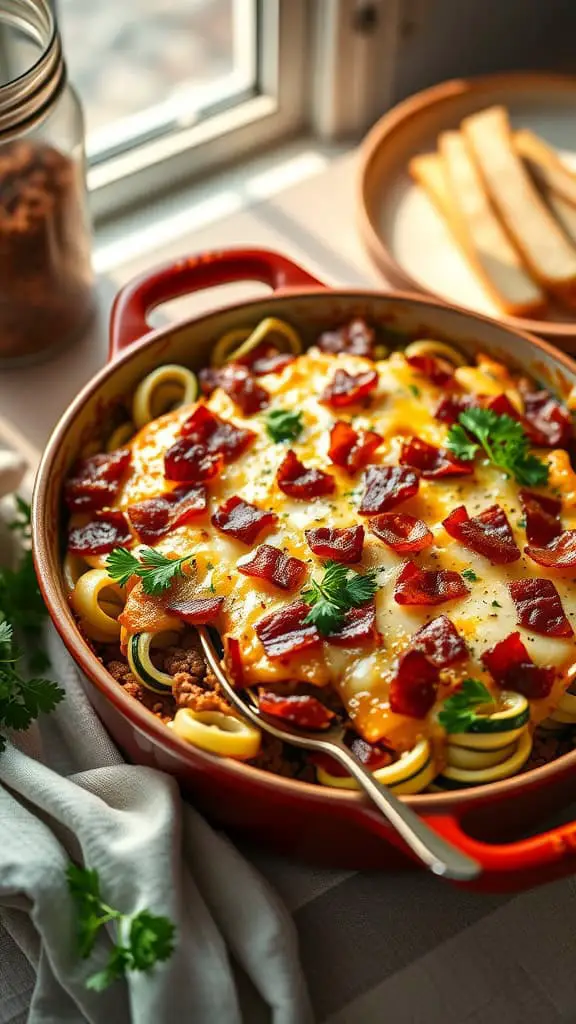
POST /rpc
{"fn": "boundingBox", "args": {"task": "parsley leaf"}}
[106,547,195,596]
[461,569,479,583]
[265,408,304,443]
[446,407,548,486]
[437,678,493,734]
[302,561,378,635]
[408,384,420,398]
[8,496,31,539]
[67,863,176,991]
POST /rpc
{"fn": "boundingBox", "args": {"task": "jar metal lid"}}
[0,0,65,135]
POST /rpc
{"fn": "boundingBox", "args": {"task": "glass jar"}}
[0,0,94,364]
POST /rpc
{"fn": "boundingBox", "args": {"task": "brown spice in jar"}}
[0,140,94,361]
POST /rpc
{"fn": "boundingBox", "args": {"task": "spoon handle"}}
[329,743,481,881]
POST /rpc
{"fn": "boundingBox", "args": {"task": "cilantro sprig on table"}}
[106,547,195,596]
[67,864,176,991]
[0,499,63,753]
[437,678,493,734]
[265,408,304,443]
[302,560,378,635]
[446,407,548,487]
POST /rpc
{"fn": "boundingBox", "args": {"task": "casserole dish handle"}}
[109,247,324,357]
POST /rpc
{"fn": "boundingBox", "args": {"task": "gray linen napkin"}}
[0,549,312,1023]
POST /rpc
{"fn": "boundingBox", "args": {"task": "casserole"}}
[33,247,576,890]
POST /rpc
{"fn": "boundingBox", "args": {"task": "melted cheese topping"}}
[112,349,576,753]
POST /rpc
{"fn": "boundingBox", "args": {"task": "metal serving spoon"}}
[197,626,481,882]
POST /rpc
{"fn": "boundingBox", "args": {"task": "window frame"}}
[87,0,310,223]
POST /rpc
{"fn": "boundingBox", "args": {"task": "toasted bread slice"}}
[514,129,576,209]
[437,131,545,317]
[462,106,576,307]
[408,152,454,221]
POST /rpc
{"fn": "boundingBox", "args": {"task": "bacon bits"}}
[64,448,131,512]
[311,735,393,777]
[212,496,278,545]
[393,561,469,606]
[198,363,269,415]
[520,387,573,449]
[127,485,207,542]
[400,437,473,479]
[164,596,224,624]
[305,525,365,563]
[509,578,573,638]
[326,604,376,646]
[255,601,320,659]
[68,510,132,555]
[369,513,433,554]
[525,529,576,569]
[238,544,307,591]
[389,650,438,718]
[434,394,477,425]
[240,341,294,376]
[164,438,223,483]
[410,615,468,667]
[258,692,335,730]
[180,405,255,461]
[321,368,378,408]
[519,490,562,547]
[328,421,383,474]
[224,635,244,686]
[406,353,455,386]
[316,318,375,358]
[358,465,420,515]
[443,504,520,564]
[482,632,555,699]
[276,450,335,499]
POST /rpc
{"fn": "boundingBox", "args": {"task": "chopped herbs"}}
[301,560,378,635]
[438,678,493,734]
[67,863,175,991]
[461,569,479,583]
[106,547,195,596]
[446,407,549,486]
[492,600,502,608]
[265,408,304,443]
[408,384,420,398]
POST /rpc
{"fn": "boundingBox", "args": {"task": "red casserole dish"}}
[33,246,576,891]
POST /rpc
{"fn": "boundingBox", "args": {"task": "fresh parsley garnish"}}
[461,569,479,583]
[491,600,502,608]
[446,407,549,486]
[0,621,64,754]
[106,547,195,596]
[265,408,304,443]
[437,678,493,734]
[8,495,32,539]
[67,863,175,991]
[408,384,420,398]
[301,560,378,635]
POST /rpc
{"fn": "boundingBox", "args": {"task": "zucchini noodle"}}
[404,339,467,366]
[132,364,198,428]
[71,569,125,640]
[127,631,183,694]
[106,422,135,451]
[212,316,302,367]
[316,738,435,795]
[169,708,261,759]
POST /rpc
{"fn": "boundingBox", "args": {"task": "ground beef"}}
[172,671,231,714]
[162,635,208,681]
[523,726,574,772]
[107,659,174,722]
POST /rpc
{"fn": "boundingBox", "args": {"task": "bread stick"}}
[514,129,576,209]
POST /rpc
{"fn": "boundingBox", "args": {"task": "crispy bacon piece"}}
[389,650,438,718]
[393,561,469,606]
[358,465,420,515]
[224,635,244,686]
[410,615,468,667]
[406,353,455,386]
[255,600,320,659]
[180,405,255,461]
[238,544,307,591]
[434,394,477,425]
[165,596,224,624]
[519,489,561,547]
[198,363,269,415]
[310,735,393,777]
[316,318,375,358]
[321,368,378,408]
[127,485,207,542]
[305,525,364,563]
[239,341,294,376]
[482,631,555,699]
[520,386,573,449]
[327,603,377,646]
[212,496,278,545]
[164,438,223,483]
[525,529,576,569]
[64,448,131,512]
[443,504,520,564]
[400,437,473,479]
[328,421,383,474]
[68,510,132,556]
[258,692,335,730]
[369,513,433,554]
[509,578,573,638]
[276,450,335,499]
